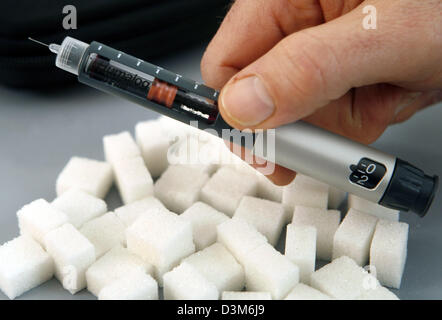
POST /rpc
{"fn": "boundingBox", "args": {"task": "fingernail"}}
[221,76,275,126]
[396,92,422,115]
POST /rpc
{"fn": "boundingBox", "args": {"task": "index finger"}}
[201,0,323,89]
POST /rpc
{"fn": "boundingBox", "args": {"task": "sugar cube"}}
[356,286,399,300]
[285,224,316,283]
[200,166,259,217]
[56,157,113,199]
[222,291,272,300]
[257,173,283,202]
[52,189,107,228]
[181,202,229,250]
[152,264,172,288]
[168,134,219,175]
[163,263,219,300]
[242,243,299,300]
[80,212,126,258]
[234,196,285,246]
[43,224,95,294]
[103,131,141,164]
[17,199,68,247]
[113,156,154,204]
[98,271,158,300]
[333,209,378,266]
[284,283,331,300]
[217,218,268,263]
[282,174,329,220]
[115,196,166,227]
[370,219,409,289]
[0,235,54,300]
[135,120,171,178]
[157,115,192,142]
[154,165,209,213]
[291,206,340,261]
[348,194,399,221]
[126,208,195,271]
[310,256,380,300]
[228,154,257,175]
[183,243,245,294]
[328,186,346,209]
[86,245,153,297]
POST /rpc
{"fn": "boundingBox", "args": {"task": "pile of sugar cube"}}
[0,116,407,300]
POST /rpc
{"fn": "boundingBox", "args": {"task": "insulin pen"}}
[29,36,438,217]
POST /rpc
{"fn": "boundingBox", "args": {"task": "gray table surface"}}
[1,44,441,300]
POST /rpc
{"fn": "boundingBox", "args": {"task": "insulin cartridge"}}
[33,36,438,217]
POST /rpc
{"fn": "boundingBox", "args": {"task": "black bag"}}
[0,0,230,89]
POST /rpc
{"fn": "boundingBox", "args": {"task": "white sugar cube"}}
[292,206,340,261]
[200,166,259,216]
[113,156,154,204]
[257,173,283,202]
[370,219,409,289]
[348,194,399,221]
[282,174,329,220]
[284,283,331,300]
[183,243,245,294]
[153,264,173,288]
[43,224,95,294]
[356,286,399,300]
[135,120,170,178]
[285,224,316,283]
[154,165,209,213]
[17,199,68,247]
[168,134,219,175]
[86,245,153,297]
[310,256,379,300]
[80,212,126,258]
[163,263,219,300]
[217,218,268,263]
[328,186,346,209]
[52,189,107,228]
[242,243,299,300]
[181,202,229,250]
[115,196,166,227]
[333,209,378,266]
[56,157,113,199]
[0,235,54,300]
[234,196,285,246]
[98,271,158,300]
[157,115,192,142]
[126,208,195,271]
[103,131,141,164]
[222,291,272,300]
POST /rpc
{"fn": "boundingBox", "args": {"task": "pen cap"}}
[55,37,89,75]
[380,158,439,217]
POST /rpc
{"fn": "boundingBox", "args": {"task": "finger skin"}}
[392,90,442,124]
[201,0,366,90]
[201,0,323,89]
[216,0,442,132]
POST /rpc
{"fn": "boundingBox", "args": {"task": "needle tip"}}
[28,37,49,47]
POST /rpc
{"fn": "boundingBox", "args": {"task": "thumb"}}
[217,0,435,130]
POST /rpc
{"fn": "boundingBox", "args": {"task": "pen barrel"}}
[252,121,396,203]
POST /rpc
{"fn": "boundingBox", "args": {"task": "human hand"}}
[201,0,442,185]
